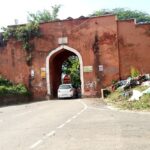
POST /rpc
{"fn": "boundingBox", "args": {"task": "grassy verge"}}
[105,86,150,111]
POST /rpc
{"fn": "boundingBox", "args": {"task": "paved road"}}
[0,98,150,150]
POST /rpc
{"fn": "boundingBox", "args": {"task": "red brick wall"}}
[0,40,29,86]
[0,15,119,98]
[39,15,119,97]
[118,20,150,79]
[1,15,149,98]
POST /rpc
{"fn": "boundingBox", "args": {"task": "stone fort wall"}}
[0,15,149,98]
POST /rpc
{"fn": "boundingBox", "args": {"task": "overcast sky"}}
[0,0,150,29]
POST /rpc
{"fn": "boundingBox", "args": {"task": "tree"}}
[90,8,150,23]
[62,56,80,88]
[27,4,61,23]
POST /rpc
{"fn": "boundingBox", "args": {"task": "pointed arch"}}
[46,45,84,96]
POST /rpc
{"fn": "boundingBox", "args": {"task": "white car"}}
[57,84,75,99]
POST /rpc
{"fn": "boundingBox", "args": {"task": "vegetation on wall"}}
[1,5,61,66]
[0,75,29,96]
[130,67,140,78]
[90,8,150,23]
[1,22,40,65]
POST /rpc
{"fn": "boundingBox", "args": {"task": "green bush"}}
[0,86,8,94]
[0,76,12,86]
[0,85,29,96]
[0,76,29,96]
[130,67,140,78]
[13,84,29,95]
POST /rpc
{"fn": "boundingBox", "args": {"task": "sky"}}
[0,0,150,30]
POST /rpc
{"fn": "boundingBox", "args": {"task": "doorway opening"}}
[46,45,84,98]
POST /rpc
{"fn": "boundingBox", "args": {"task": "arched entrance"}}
[46,45,84,98]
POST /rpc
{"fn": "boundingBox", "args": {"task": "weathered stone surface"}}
[0,16,150,99]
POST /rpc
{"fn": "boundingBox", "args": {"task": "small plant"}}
[0,75,29,96]
[130,67,140,78]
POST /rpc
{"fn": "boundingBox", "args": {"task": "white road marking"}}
[57,123,65,129]
[65,119,71,123]
[78,100,88,110]
[77,112,81,115]
[29,100,88,149]
[88,106,107,111]
[72,115,77,119]
[46,130,55,137]
[80,109,85,113]
[30,140,43,149]
[0,119,3,122]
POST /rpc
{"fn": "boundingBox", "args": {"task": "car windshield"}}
[59,84,72,89]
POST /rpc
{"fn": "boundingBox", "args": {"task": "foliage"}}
[107,90,122,102]
[1,4,61,65]
[91,8,150,23]
[13,84,29,96]
[112,79,117,85]
[0,84,29,96]
[2,22,40,43]
[130,67,140,78]
[0,76,29,96]
[134,85,149,92]
[27,4,61,23]
[62,56,80,88]
[106,87,150,110]
[1,22,40,65]
[0,75,13,86]
[120,94,150,110]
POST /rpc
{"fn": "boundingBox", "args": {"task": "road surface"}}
[0,98,150,150]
